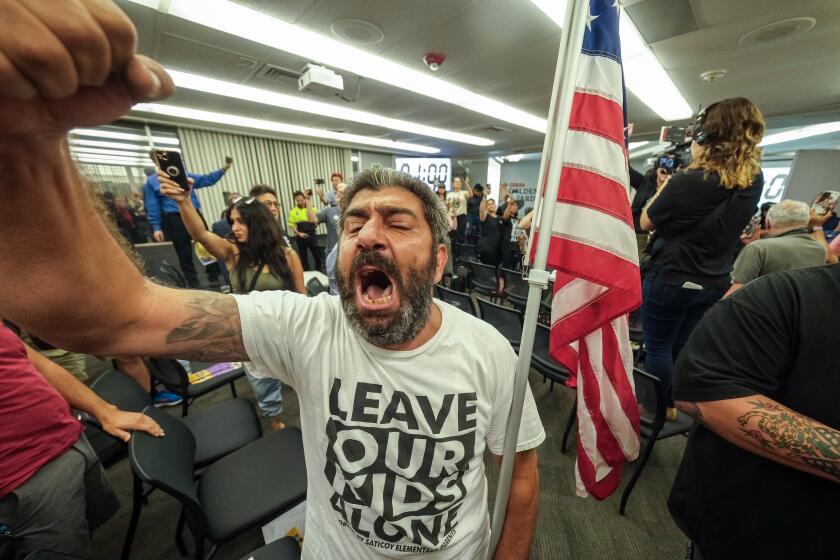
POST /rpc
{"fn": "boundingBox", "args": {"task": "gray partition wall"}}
[784,149,840,204]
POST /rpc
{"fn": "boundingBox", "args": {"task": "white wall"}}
[358,151,394,171]
[500,160,541,190]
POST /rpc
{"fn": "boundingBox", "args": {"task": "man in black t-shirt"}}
[669,265,840,559]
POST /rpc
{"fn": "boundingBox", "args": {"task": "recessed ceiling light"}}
[126,0,547,132]
[739,17,816,46]
[529,0,693,121]
[130,103,441,154]
[166,69,494,146]
[330,19,384,45]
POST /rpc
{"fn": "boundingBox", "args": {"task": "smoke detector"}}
[423,53,446,72]
[700,69,727,82]
[739,17,816,46]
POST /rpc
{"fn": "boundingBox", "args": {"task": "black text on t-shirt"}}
[325,377,478,554]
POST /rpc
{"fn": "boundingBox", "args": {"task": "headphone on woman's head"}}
[691,99,730,145]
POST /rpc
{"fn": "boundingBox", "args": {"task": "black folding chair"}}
[148,359,244,417]
[24,552,91,560]
[500,267,528,309]
[85,369,263,560]
[530,323,572,389]
[435,285,478,317]
[455,243,478,267]
[129,407,307,560]
[560,367,693,515]
[475,298,522,349]
[238,538,301,560]
[159,260,188,288]
[306,277,329,296]
[469,261,499,301]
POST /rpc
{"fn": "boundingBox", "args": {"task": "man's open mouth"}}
[356,266,397,308]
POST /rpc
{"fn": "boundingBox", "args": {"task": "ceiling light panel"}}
[127,0,547,133]
[70,138,152,151]
[131,103,441,154]
[760,122,840,147]
[167,70,494,146]
[70,128,179,145]
[528,0,692,122]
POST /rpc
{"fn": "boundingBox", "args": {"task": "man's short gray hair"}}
[767,199,811,228]
[341,168,449,248]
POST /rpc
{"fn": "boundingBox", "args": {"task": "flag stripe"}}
[569,91,625,147]
[556,166,634,227]
[574,53,624,106]
[563,130,629,190]
[547,204,638,264]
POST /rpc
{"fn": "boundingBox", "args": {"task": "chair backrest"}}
[501,267,528,297]
[469,261,498,286]
[306,277,329,296]
[148,358,187,393]
[475,298,522,345]
[159,260,188,288]
[87,369,151,423]
[632,367,666,428]
[456,243,478,261]
[24,551,91,560]
[435,285,477,317]
[129,406,208,534]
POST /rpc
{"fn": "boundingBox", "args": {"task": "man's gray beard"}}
[336,251,436,348]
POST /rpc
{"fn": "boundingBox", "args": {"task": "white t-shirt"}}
[234,291,545,560]
[446,191,468,217]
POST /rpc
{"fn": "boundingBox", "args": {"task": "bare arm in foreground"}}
[492,449,540,559]
[0,0,246,361]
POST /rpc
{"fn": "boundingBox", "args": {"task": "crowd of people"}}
[0,2,837,560]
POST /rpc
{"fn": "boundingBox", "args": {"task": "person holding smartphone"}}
[158,173,304,430]
[288,189,324,271]
[143,153,232,287]
[638,98,765,419]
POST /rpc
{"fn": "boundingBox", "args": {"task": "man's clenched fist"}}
[0,0,173,139]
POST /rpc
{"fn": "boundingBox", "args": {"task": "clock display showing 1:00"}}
[395,157,451,190]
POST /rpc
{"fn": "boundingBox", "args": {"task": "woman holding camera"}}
[639,97,765,418]
[159,172,304,430]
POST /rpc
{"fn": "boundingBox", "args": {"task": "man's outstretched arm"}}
[0,0,247,361]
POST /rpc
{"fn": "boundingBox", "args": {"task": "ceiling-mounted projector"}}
[298,64,344,95]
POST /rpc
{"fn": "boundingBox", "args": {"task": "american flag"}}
[531,0,642,499]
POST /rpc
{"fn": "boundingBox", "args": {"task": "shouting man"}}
[0,1,543,558]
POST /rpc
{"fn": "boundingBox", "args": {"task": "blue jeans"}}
[466,214,481,242]
[641,275,726,404]
[244,368,283,418]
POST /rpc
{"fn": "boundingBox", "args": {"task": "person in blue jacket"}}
[143,156,232,287]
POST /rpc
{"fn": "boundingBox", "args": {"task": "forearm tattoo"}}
[675,401,704,422]
[165,294,247,362]
[738,399,840,483]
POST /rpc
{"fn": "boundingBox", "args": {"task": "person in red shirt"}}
[0,324,163,558]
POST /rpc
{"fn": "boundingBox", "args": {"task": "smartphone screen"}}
[153,150,190,191]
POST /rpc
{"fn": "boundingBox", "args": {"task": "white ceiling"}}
[117,0,840,157]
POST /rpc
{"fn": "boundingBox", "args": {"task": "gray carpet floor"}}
[87,356,688,560]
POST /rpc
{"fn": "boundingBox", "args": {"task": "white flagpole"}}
[487,0,590,557]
